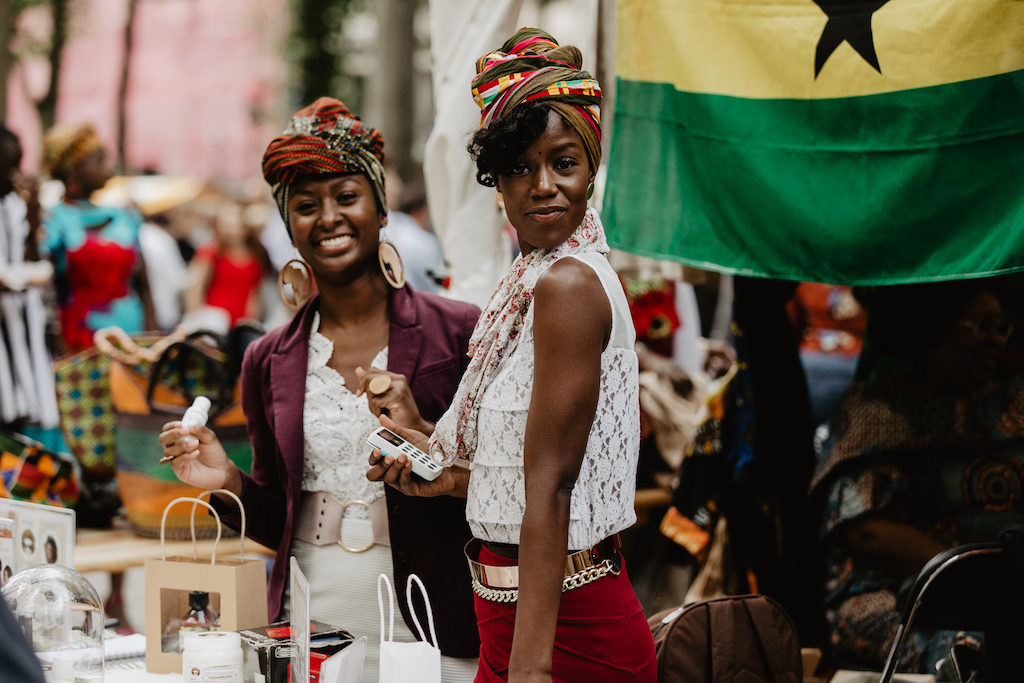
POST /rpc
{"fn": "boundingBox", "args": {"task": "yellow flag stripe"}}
[618,0,1024,100]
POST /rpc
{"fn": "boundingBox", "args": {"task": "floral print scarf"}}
[430,208,609,465]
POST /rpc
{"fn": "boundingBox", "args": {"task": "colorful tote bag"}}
[53,332,170,480]
[111,332,258,539]
[54,346,128,480]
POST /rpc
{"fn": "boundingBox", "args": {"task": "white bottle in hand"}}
[160,396,213,465]
[182,396,212,428]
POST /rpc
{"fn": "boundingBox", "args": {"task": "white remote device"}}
[366,427,443,481]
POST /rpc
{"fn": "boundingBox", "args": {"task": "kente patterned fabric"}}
[429,208,609,466]
[41,124,102,182]
[471,27,603,171]
[1,428,79,507]
[262,97,386,231]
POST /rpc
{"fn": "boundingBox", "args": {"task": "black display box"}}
[239,620,353,683]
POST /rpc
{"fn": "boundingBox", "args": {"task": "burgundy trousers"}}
[473,544,657,683]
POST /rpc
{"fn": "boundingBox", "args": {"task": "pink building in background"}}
[6,0,290,182]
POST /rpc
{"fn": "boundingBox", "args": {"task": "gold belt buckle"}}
[337,500,375,553]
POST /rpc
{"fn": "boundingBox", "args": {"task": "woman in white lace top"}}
[368,29,657,683]
[160,98,481,683]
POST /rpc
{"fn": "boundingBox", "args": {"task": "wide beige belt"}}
[294,491,390,552]
[465,534,622,590]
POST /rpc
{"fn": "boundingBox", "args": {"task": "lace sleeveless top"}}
[302,312,388,519]
[465,252,640,549]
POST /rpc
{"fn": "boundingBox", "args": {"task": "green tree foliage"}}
[289,0,361,110]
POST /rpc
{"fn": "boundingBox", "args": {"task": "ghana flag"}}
[603,0,1024,284]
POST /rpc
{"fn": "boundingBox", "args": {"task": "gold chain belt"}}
[466,536,622,604]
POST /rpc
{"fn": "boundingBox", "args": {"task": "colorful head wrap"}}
[262,97,386,232]
[41,123,102,182]
[471,28,602,171]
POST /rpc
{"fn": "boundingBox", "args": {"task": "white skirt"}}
[289,517,478,683]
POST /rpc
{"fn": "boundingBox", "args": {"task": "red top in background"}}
[194,243,264,325]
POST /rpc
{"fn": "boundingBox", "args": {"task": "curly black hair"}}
[467,100,557,187]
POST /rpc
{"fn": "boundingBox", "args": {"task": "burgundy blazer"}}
[212,286,481,659]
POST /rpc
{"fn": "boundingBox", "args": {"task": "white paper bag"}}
[377,574,441,683]
[321,636,367,683]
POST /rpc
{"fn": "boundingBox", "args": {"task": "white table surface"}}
[105,669,180,682]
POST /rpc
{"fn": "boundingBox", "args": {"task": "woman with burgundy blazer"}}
[158,98,481,682]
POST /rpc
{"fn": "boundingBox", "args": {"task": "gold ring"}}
[336,500,375,553]
[368,375,392,396]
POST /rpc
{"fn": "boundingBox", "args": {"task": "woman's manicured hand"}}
[158,421,236,491]
[366,415,466,497]
[355,368,434,436]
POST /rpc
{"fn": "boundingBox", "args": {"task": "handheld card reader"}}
[366,427,443,481]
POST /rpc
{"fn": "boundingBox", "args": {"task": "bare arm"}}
[136,260,158,331]
[843,514,949,578]
[510,258,611,683]
[184,257,214,313]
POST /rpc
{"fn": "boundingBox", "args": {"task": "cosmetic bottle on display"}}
[181,631,243,683]
[176,591,219,652]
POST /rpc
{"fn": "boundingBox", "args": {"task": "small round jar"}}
[181,631,243,683]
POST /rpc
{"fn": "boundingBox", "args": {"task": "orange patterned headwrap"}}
[41,123,102,182]
[471,28,602,171]
[262,97,386,232]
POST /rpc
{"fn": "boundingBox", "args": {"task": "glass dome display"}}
[2,564,105,681]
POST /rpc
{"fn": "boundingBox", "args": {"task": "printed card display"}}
[0,518,13,585]
[0,498,75,575]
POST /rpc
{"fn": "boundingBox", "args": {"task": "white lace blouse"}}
[302,312,388,520]
[465,252,641,550]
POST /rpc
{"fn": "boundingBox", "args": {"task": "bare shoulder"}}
[536,256,603,299]
[534,257,610,333]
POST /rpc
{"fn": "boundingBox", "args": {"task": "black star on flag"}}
[812,1,891,77]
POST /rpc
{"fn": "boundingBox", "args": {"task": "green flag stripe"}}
[604,71,1024,284]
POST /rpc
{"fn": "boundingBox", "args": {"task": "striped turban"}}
[42,123,102,182]
[471,28,602,171]
[262,97,386,232]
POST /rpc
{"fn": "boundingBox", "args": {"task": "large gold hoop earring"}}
[378,240,405,289]
[278,253,314,309]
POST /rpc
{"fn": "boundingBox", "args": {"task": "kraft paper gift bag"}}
[144,491,268,674]
[377,573,441,683]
